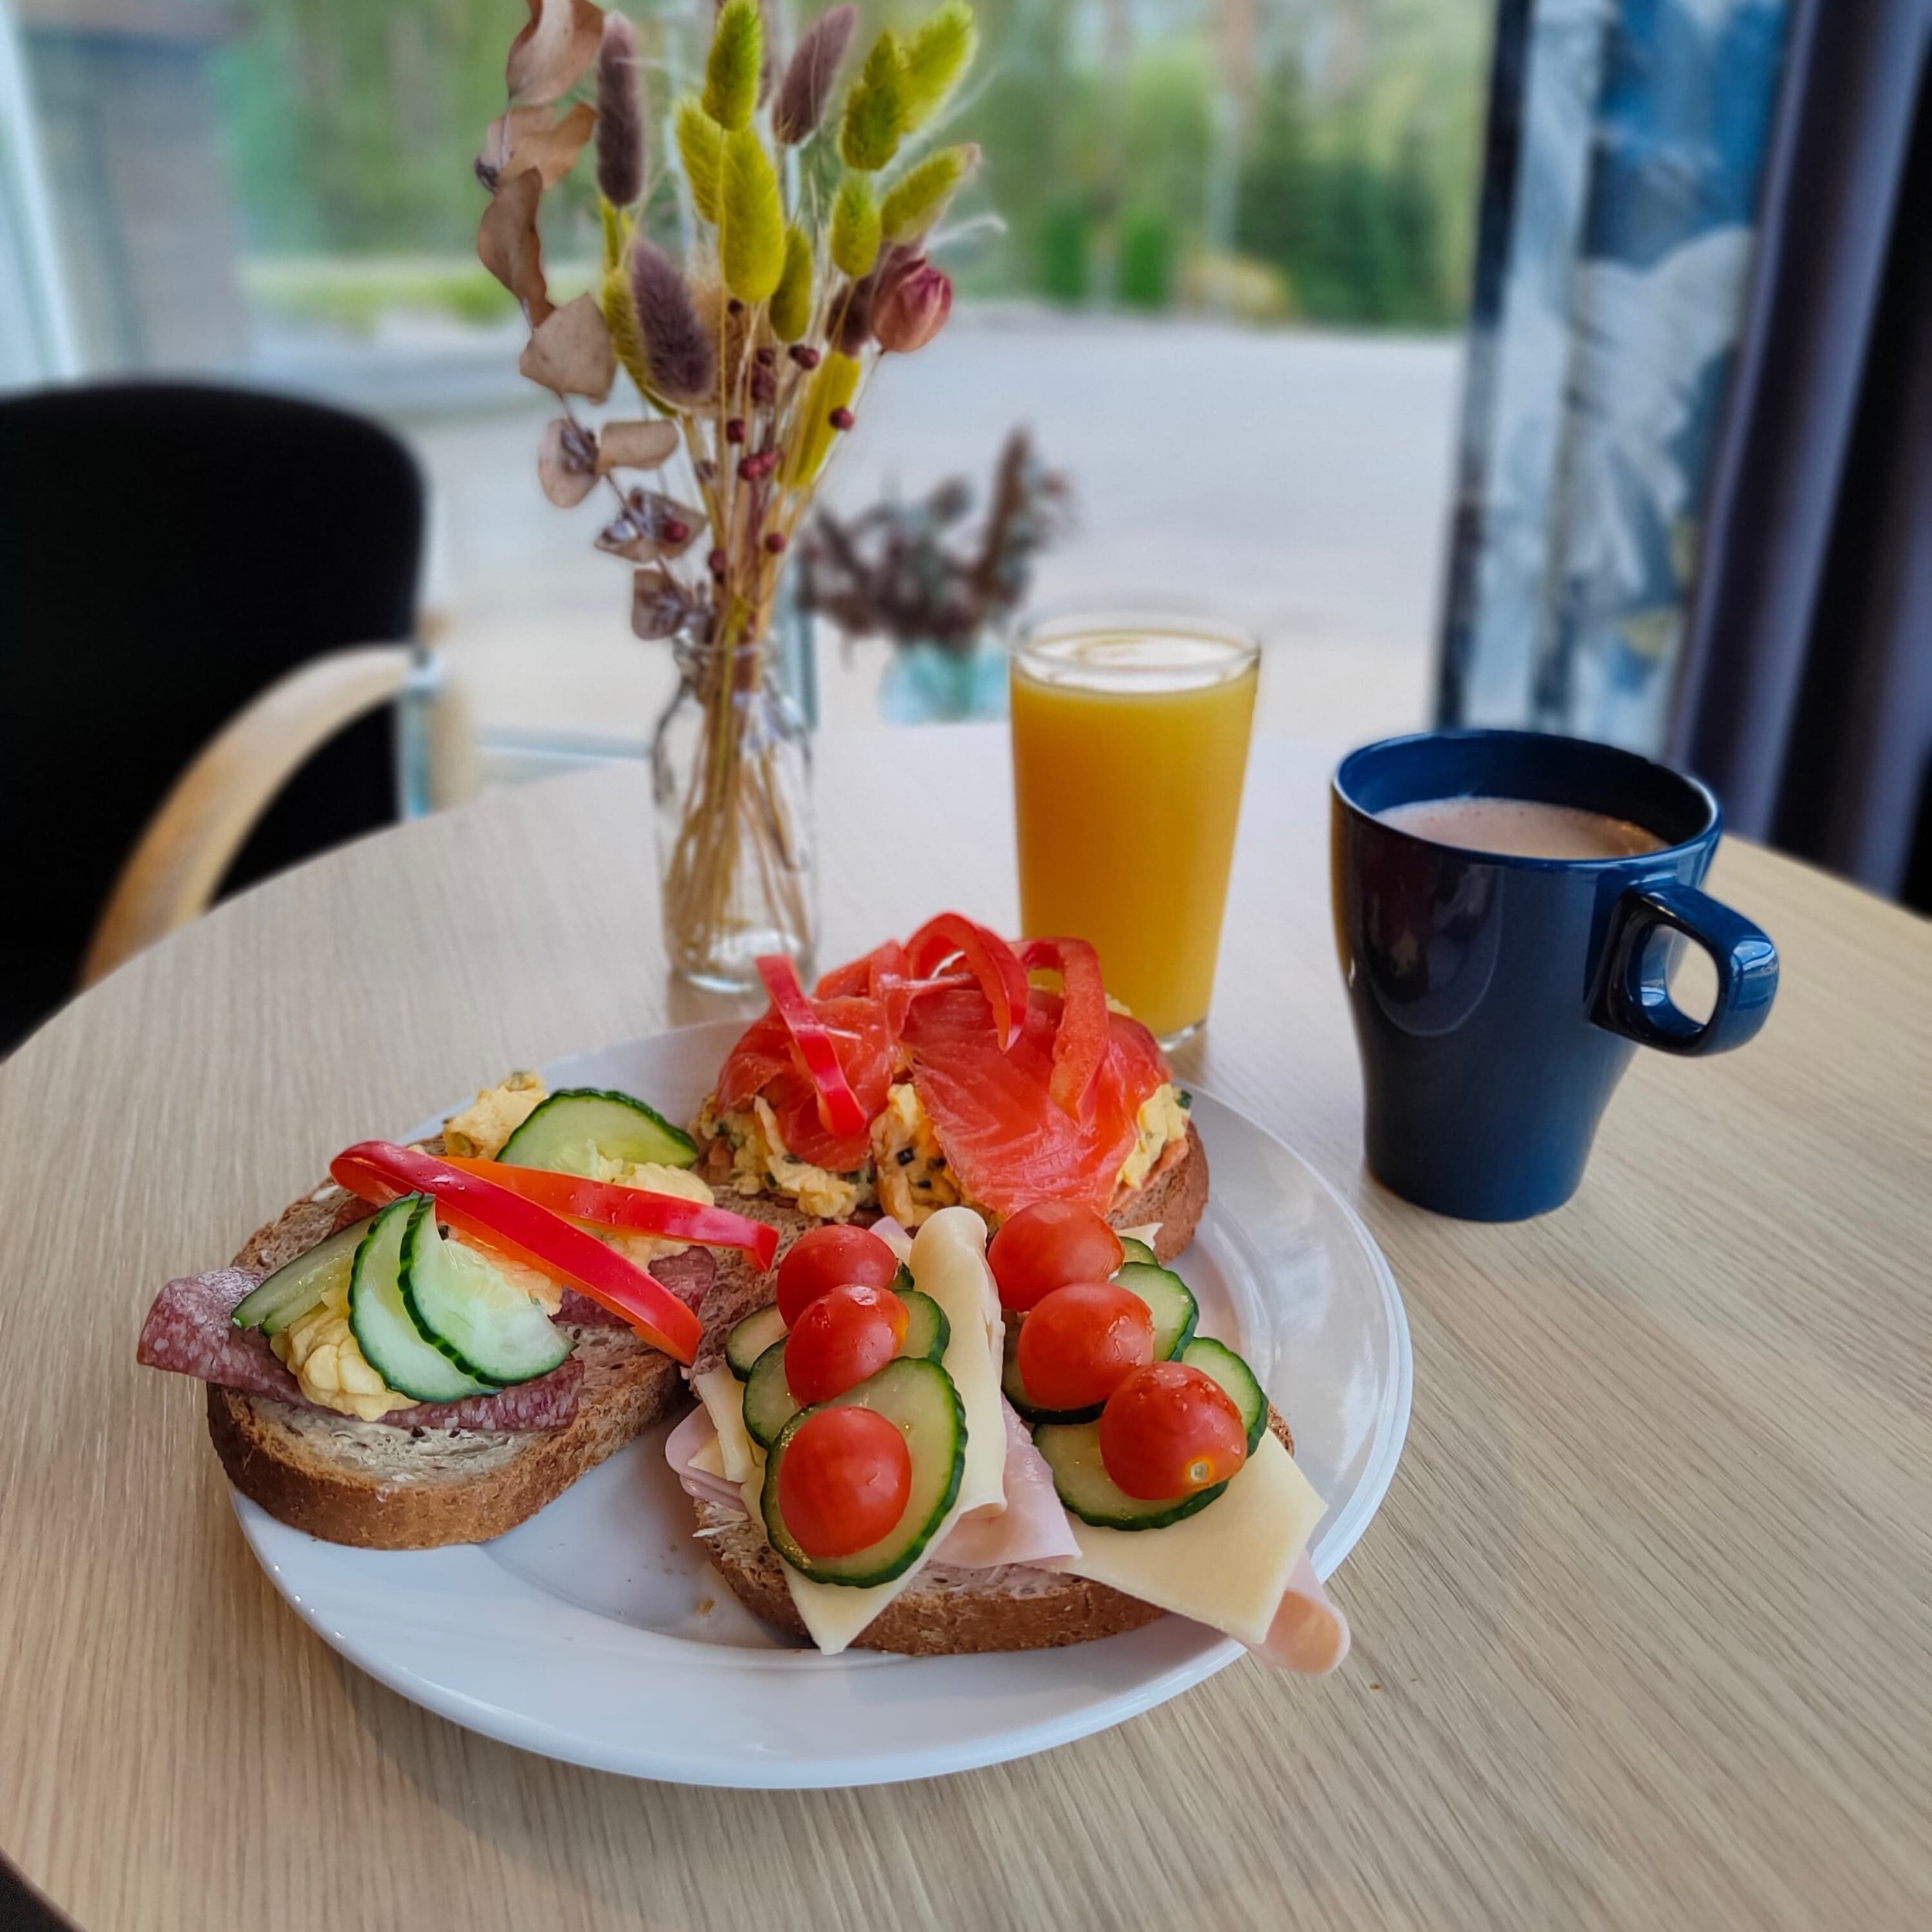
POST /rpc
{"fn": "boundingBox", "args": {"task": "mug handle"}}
[1590,881,1779,1055]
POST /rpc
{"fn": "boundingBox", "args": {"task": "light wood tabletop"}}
[2,730,1928,1932]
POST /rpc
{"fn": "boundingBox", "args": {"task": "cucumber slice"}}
[725,1304,787,1380]
[896,1288,950,1362]
[1182,1336,1267,1454]
[1114,1260,1198,1361]
[761,1356,966,1587]
[889,1262,916,1296]
[1000,1327,1100,1424]
[347,1198,496,1405]
[741,1338,800,1448]
[232,1222,362,1336]
[1116,1236,1160,1268]
[741,1292,952,1443]
[400,1208,570,1387]
[1033,1419,1229,1531]
[497,1087,697,1175]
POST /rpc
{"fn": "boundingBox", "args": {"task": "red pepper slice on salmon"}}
[905,914,1030,1052]
[1015,936,1109,1117]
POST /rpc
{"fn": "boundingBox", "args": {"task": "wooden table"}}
[3,730,1928,1931]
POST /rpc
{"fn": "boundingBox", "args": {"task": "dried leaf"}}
[538,417,600,505]
[508,0,605,106]
[597,488,705,560]
[478,101,597,191]
[594,419,681,471]
[631,566,696,640]
[478,168,552,324]
[519,293,616,398]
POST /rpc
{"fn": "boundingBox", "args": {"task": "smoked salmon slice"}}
[900,985,1168,1215]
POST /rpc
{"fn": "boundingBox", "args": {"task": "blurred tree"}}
[1116,204,1173,308]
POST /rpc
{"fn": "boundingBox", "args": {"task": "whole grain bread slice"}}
[684,1128,1301,1658]
[207,1182,684,1549]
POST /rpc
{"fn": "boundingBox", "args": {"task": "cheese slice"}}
[694,1365,758,1485]
[753,1208,1007,1655]
[906,1206,1007,1518]
[689,1436,726,1480]
[1061,1436,1326,1648]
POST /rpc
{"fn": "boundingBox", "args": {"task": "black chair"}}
[0,382,434,1050]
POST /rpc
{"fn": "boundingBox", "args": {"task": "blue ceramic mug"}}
[1331,730,1779,1220]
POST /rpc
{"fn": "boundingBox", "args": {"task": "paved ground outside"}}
[376,311,1464,758]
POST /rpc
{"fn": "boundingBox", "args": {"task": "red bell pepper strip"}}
[328,1141,702,1363]
[440,1155,778,1270]
[1015,937,1109,1118]
[756,954,870,1138]
[904,913,1030,1051]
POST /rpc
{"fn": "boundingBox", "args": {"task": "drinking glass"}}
[1010,613,1260,1046]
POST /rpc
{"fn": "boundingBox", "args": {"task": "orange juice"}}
[1010,617,1260,1043]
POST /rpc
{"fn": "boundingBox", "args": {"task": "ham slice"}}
[664,1404,744,1509]
[1253,1550,1351,1674]
[930,1402,1079,1568]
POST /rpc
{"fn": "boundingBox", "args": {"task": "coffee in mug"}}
[1377,796,1665,862]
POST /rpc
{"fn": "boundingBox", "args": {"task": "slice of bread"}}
[685,1135,1296,1658]
[206,1185,683,1549]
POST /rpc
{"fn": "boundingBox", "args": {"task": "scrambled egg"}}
[586,1158,716,1265]
[270,1262,414,1422]
[1117,1083,1191,1195]
[872,1083,962,1227]
[444,1072,546,1158]
[699,1095,872,1221]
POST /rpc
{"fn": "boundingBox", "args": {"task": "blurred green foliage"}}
[214,0,1487,331]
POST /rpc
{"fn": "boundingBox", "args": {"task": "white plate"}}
[236,1021,1410,1787]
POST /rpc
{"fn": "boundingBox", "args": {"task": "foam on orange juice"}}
[1010,621,1258,1042]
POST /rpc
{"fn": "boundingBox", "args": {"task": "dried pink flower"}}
[873,256,952,353]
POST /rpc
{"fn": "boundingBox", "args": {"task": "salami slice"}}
[137,1268,583,1433]
[556,1245,717,1327]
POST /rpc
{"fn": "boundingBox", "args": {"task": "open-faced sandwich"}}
[136,1087,779,1547]
[669,1199,1349,1671]
[690,913,1207,1259]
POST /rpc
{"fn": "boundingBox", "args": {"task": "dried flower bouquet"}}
[474,0,981,984]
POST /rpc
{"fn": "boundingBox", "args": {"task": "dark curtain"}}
[1669,0,1932,909]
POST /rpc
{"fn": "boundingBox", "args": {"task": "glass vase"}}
[651,622,816,991]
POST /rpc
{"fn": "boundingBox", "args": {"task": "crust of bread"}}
[694,1504,1168,1654]
[205,1183,682,1549]
[695,1400,1294,1656]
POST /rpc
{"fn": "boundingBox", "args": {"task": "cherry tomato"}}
[776,1223,900,1325]
[987,1201,1125,1312]
[1099,1362,1248,1501]
[785,1282,910,1403]
[777,1406,912,1559]
[1015,1281,1155,1411]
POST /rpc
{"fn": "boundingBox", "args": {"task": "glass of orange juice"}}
[1010,612,1260,1045]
